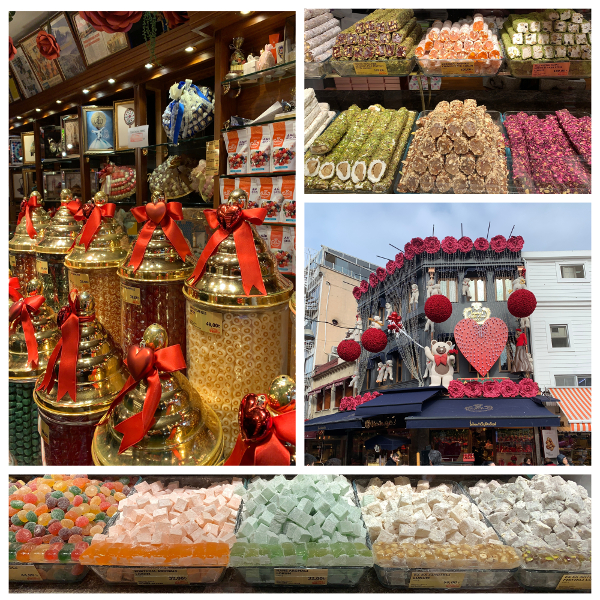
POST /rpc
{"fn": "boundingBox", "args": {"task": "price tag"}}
[9,255,16,267]
[274,568,328,585]
[409,572,465,589]
[36,259,49,275]
[39,418,50,445]
[531,62,570,77]
[9,565,43,582]
[133,568,189,585]
[206,140,220,179]
[440,62,475,75]
[189,305,223,335]
[354,62,388,75]
[68,271,90,290]
[556,574,591,590]
[121,284,141,305]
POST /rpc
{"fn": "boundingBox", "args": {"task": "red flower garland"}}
[500,378,519,398]
[395,252,405,268]
[361,328,388,353]
[458,236,473,252]
[424,236,441,254]
[490,234,507,253]
[441,236,458,254]
[9,37,16,61]
[337,339,361,362]
[474,237,489,251]
[376,266,387,282]
[163,11,189,28]
[518,378,539,398]
[79,11,143,34]
[353,287,362,301]
[424,295,452,323]
[359,280,369,293]
[404,243,415,260]
[448,380,466,398]
[507,235,524,252]
[464,381,483,398]
[36,31,60,60]
[386,260,396,275]
[507,289,537,318]
[411,237,425,254]
[483,380,502,398]
[369,273,378,288]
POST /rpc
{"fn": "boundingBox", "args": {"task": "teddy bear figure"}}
[426,279,435,298]
[385,302,393,320]
[350,367,359,395]
[370,316,383,329]
[462,278,472,300]
[409,284,419,310]
[375,361,386,383]
[382,359,394,382]
[424,340,456,388]
[519,315,531,329]
[424,317,435,333]
[512,275,527,292]
[350,315,362,341]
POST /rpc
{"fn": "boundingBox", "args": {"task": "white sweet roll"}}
[305,112,336,152]
[305,13,332,31]
[305,18,340,41]
[304,9,329,20]
[304,109,328,144]
[318,102,330,112]
[304,88,316,109]
[310,36,338,60]
[306,25,341,49]
[305,95,319,116]
[305,102,321,131]
[315,49,333,62]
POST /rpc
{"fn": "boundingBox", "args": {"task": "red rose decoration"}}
[491,234,507,253]
[483,380,502,398]
[353,287,362,301]
[518,378,539,398]
[424,236,441,254]
[9,37,16,61]
[507,235,524,252]
[36,31,60,60]
[395,252,404,269]
[458,236,473,252]
[386,260,396,275]
[376,267,387,282]
[337,339,361,362]
[500,378,519,398]
[359,280,369,293]
[163,11,189,29]
[361,327,388,353]
[369,273,378,288]
[507,289,537,318]
[79,11,143,34]
[441,236,458,254]
[411,237,425,254]
[464,381,483,398]
[474,237,489,251]
[424,295,452,323]
[448,380,466,398]
[404,243,415,261]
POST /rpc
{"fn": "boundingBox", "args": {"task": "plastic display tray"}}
[330,56,417,77]
[305,57,333,79]
[9,562,89,583]
[505,56,591,79]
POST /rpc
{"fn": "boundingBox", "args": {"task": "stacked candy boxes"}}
[9,475,134,582]
[231,475,373,586]
[79,478,245,585]
[356,477,521,589]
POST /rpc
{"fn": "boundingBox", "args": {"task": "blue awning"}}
[355,387,444,419]
[405,397,561,429]
[304,411,362,432]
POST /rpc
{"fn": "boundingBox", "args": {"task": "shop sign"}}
[465,403,493,412]
[542,429,559,458]
[469,420,496,427]
[364,416,397,429]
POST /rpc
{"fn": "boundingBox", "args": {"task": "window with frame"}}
[439,277,459,302]
[560,264,585,279]
[396,358,402,382]
[334,385,341,408]
[495,277,513,301]
[467,277,487,301]
[316,392,323,412]
[550,325,570,348]
[323,388,331,410]
[499,341,517,371]
[555,374,591,387]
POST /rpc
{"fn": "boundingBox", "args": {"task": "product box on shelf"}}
[259,176,283,222]
[257,225,295,274]
[270,121,296,172]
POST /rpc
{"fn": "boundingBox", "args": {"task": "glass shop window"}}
[560,264,585,278]
[495,277,513,301]
[439,277,459,302]
[323,388,331,410]
[499,341,516,371]
[467,277,487,301]
[550,325,570,348]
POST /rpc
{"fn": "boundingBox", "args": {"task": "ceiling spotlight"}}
[145,63,153,69]
[240,11,252,15]
[56,99,62,104]
[36,108,41,112]
[16,116,22,119]
[108,78,115,83]
[185,46,194,52]
[83,89,90,94]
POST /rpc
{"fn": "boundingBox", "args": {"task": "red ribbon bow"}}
[189,206,267,296]
[9,277,22,302]
[98,344,187,453]
[434,354,448,366]
[78,203,116,249]
[225,410,295,466]
[9,294,45,368]
[65,199,82,218]
[129,201,192,272]
[37,291,94,401]
[17,195,43,239]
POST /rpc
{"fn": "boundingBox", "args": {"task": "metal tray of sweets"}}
[353,476,522,590]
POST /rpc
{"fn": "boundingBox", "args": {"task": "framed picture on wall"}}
[62,170,82,198]
[9,77,20,102]
[19,32,63,90]
[71,12,129,66]
[61,115,80,156]
[82,106,114,153]
[21,132,35,165]
[9,136,23,166]
[44,171,63,200]
[49,12,86,80]
[12,172,25,199]
[113,100,135,151]
[9,47,42,98]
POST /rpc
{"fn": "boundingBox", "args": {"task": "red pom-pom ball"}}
[337,339,361,362]
[360,328,388,353]
[424,295,452,323]
[507,289,537,318]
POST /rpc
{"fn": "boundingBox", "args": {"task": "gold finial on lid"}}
[93,190,108,206]
[142,324,168,350]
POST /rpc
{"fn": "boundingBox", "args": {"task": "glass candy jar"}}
[65,191,129,345]
[183,192,293,456]
[34,189,83,312]
[92,324,223,466]
[9,279,60,465]
[33,290,129,465]
[118,194,195,355]
[9,191,51,285]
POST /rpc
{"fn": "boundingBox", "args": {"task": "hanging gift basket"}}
[162,79,215,144]
[98,161,136,201]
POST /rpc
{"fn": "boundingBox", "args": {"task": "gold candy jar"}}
[118,191,196,355]
[9,191,51,285]
[9,279,61,465]
[64,190,129,345]
[34,189,83,312]
[92,324,223,466]
[33,290,129,465]
[183,189,293,456]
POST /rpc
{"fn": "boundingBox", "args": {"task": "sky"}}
[305,202,591,266]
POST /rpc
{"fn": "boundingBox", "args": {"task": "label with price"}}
[36,259,49,275]
[274,568,328,585]
[9,255,16,267]
[133,568,189,585]
[409,572,465,589]
[39,418,50,445]
[10,565,43,581]
[189,305,223,335]
[440,62,475,75]
[354,62,388,76]
[68,271,90,290]
[556,574,591,590]
[121,284,141,305]
[531,62,570,77]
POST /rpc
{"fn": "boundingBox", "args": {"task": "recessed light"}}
[108,78,115,84]
[83,89,90,94]
[185,46,195,52]
[145,63,153,69]
[240,11,251,15]
[56,100,62,104]
[36,108,41,112]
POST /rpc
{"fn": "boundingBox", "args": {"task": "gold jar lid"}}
[290,291,296,315]
[9,192,51,253]
[183,190,293,310]
[35,189,83,256]
[33,289,129,415]
[65,191,130,270]
[92,324,223,465]
[9,279,61,381]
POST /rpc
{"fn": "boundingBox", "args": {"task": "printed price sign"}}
[68,271,90,290]
[354,62,388,76]
[189,305,223,335]
[9,565,43,581]
[556,574,591,590]
[440,62,475,75]
[274,568,328,585]
[206,140,220,178]
[36,259,49,275]
[10,255,16,267]
[133,568,189,585]
[409,572,465,589]
[531,62,570,77]
[121,284,141,305]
